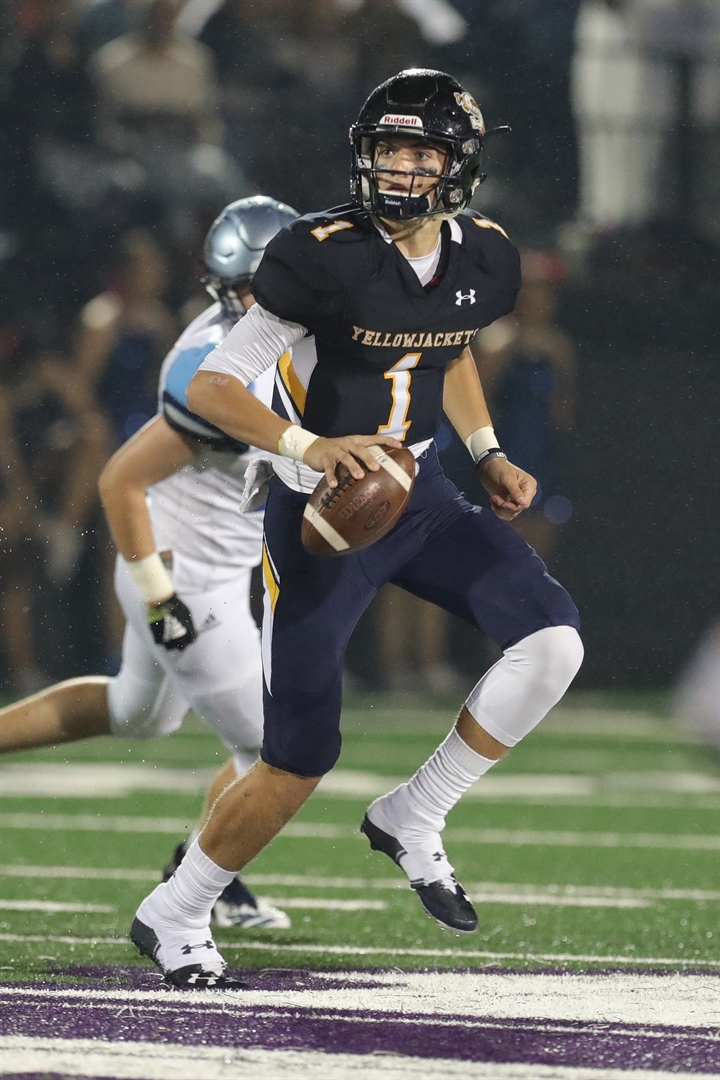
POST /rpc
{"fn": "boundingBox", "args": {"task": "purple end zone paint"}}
[2,976,718,1074]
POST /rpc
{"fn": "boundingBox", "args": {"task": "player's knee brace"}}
[465,625,583,748]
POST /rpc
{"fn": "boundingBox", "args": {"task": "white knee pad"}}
[465,625,584,747]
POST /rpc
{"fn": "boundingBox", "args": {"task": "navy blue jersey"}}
[251,205,521,444]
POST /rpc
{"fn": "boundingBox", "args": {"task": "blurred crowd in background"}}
[1,0,718,704]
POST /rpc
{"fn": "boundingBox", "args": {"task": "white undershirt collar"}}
[372,217,463,286]
[372,220,442,286]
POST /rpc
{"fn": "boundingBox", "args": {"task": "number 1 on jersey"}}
[376,352,422,441]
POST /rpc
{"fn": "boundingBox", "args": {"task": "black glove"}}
[147,594,197,650]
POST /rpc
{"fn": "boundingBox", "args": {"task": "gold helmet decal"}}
[454,91,485,134]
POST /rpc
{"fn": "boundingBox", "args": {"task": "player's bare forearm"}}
[188,370,291,453]
[442,349,536,520]
[442,348,494,441]
[98,416,193,562]
[188,370,402,486]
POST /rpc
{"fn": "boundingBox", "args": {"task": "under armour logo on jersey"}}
[181,940,214,954]
[456,289,476,306]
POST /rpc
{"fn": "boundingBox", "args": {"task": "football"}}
[301,446,415,556]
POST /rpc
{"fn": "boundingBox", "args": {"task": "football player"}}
[131,69,584,988]
[0,196,299,931]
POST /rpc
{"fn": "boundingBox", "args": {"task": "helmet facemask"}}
[350,69,491,221]
[351,130,484,221]
[202,274,251,322]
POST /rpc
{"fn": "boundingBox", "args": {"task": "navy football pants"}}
[261,447,579,776]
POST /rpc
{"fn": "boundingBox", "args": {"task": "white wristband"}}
[278,424,320,462]
[126,553,174,605]
[465,426,500,463]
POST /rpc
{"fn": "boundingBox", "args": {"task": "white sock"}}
[150,839,235,928]
[367,730,497,885]
[366,627,582,886]
[379,728,497,835]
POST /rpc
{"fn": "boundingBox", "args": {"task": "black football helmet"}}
[350,69,488,220]
[203,195,299,318]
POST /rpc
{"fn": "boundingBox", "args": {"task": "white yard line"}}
[3,995,715,1042]
[1,763,717,801]
[468,893,652,908]
[2,813,717,850]
[1,865,716,902]
[267,898,386,911]
[0,890,381,913]
[2,970,718,1026]
[0,900,113,913]
[3,865,716,905]
[0,864,161,882]
[539,709,703,743]
[0,813,195,834]
[1,932,717,968]
[341,705,691,742]
[443,827,720,850]
[0,1038,709,1080]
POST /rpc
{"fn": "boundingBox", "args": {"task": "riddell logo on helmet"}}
[379,114,424,129]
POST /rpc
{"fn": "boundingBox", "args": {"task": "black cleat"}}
[130,916,246,990]
[412,881,478,934]
[164,966,245,989]
[361,813,478,934]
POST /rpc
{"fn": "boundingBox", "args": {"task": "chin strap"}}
[374,189,435,220]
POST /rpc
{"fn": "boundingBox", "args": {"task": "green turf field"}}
[1,692,718,983]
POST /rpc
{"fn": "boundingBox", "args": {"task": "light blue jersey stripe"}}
[164,344,217,408]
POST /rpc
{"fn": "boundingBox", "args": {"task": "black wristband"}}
[475,448,507,471]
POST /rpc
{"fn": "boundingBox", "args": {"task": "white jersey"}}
[148,302,274,586]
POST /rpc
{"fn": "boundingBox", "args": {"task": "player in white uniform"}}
[0,196,299,929]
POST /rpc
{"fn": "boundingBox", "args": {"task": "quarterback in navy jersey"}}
[250,203,521,445]
[130,69,584,989]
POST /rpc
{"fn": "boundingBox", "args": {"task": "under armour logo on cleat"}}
[181,940,214,954]
[432,852,445,861]
[455,289,476,306]
[187,972,219,986]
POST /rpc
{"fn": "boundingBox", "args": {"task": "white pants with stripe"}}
[107,553,263,774]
